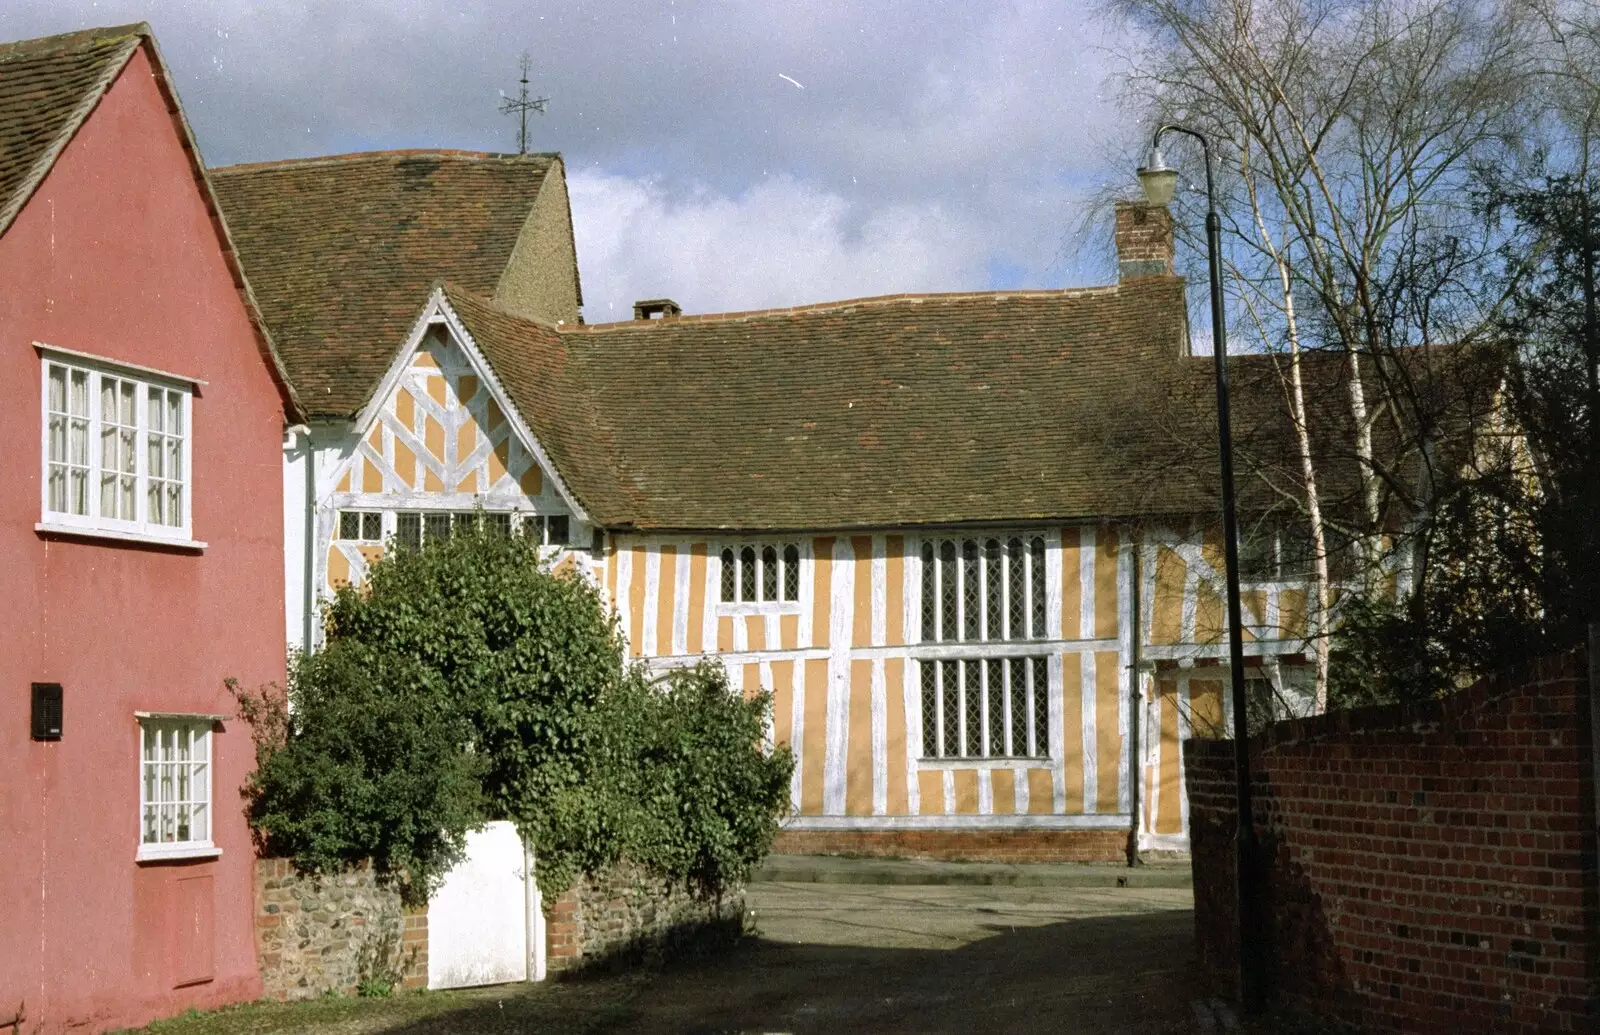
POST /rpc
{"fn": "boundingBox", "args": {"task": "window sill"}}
[917,757,1055,770]
[36,522,206,551]
[136,842,221,863]
[714,602,805,616]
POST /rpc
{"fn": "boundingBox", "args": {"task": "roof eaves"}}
[0,25,144,240]
[137,31,305,423]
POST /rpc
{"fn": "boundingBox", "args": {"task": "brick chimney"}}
[633,298,682,320]
[1114,201,1174,281]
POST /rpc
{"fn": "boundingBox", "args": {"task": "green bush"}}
[234,525,791,905]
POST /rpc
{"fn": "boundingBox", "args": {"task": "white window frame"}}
[917,655,1052,761]
[918,533,1049,644]
[716,541,804,613]
[136,713,221,862]
[37,347,200,549]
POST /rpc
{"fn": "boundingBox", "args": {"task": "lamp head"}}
[1136,146,1179,206]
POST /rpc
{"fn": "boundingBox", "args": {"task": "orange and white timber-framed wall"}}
[602,522,1325,859]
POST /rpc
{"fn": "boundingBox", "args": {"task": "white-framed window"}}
[920,535,1047,643]
[919,656,1050,760]
[137,716,217,861]
[719,543,801,604]
[42,354,193,542]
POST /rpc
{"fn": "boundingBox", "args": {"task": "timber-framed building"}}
[215,157,1342,859]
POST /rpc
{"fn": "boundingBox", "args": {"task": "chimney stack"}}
[633,298,682,320]
[1114,201,1174,281]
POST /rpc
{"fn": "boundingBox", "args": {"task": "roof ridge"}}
[0,22,148,61]
[210,149,560,175]
[571,284,1124,332]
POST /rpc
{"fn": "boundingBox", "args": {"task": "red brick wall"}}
[1185,656,1599,1033]
[1114,200,1174,279]
[772,827,1127,862]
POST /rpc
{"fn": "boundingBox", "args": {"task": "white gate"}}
[426,821,546,988]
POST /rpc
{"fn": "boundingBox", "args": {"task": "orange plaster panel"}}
[411,347,439,369]
[458,375,478,406]
[424,468,443,493]
[656,544,677,656]
[362,456,382,493]
[426,374,446,407]
[743,663,761,701]
[395,387,415,431]
[424,415,445,464]
[847,660,874,815]
[1156,689,1183,834]
[811,537,835,648]
[458,418,477,467]
[1028,768,1055,814]
[327,547,351,589]
[1190,678,1225,738]
[801,660,829,814]
[394,440,416,489]
[336,469,350,493]
[518,461,542,497]
[852,536,873,647]
[366,424,382,450]
[885,536,905,646]
[1151,547,1185,645]
[627,546,645,657]
[488,438,509,486]
[1061,527,1082,638]
[1241,589,1267,642]
[487,397,505,432]
[1094,651,1122,814]
[1279,588,1308,639]
[1094,527,1119,639]
[745,615,766,652]
[884,658,908,815]
[952,770,979,814]
[918,770,946,815]
[990,768,1015,815]
[771,660,795,748]
[687,545,707,654]
[357,545,384,568]
[1060,652,1084,814]
[717,616,733,652]
[779,614,799,650]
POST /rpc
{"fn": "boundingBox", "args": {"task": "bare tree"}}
[1107,0,1549,708]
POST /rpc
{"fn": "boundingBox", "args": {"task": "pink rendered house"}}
[0,24,300,1033]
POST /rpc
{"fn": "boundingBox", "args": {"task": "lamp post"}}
[1138,125,1265,1013]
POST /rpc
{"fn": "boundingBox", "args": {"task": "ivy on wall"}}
[233,527,792,906]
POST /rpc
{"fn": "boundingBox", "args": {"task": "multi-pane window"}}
[920,535,1047,641]
[920,656,1049,759]
[390,510,566,551]
[44,358,191,537]
[139,718,212,856]
[337,510,383,542]
[1238,521,1354,581]
[719,543,801,604]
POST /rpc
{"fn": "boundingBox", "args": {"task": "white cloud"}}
[570,171,986,320]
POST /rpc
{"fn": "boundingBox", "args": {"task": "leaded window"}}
[719,543,801,604]
[919,655,1049,759]
[920,535,1048,642]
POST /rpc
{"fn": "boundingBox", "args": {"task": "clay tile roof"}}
[210,151,559,419]
[444,279,1207,531]
[0,23,146,237]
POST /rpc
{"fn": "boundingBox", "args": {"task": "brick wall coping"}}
[1186,653,1582,758]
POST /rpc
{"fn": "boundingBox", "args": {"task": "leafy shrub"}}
[234,525,791,905]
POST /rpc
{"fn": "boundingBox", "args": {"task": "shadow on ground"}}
[374,908,1199,1035]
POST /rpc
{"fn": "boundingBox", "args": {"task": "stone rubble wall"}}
[545,858,743,973]
[253,858,427,999]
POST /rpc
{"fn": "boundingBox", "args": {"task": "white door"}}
[427,821,544,988]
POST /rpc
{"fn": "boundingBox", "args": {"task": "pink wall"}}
[0,45,284,1033]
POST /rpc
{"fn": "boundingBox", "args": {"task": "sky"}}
[2,1,1146,322]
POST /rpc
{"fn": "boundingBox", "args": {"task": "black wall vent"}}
[31,682,62,740]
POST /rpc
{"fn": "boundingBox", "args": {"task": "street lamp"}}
[1138,125,1265,1013]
